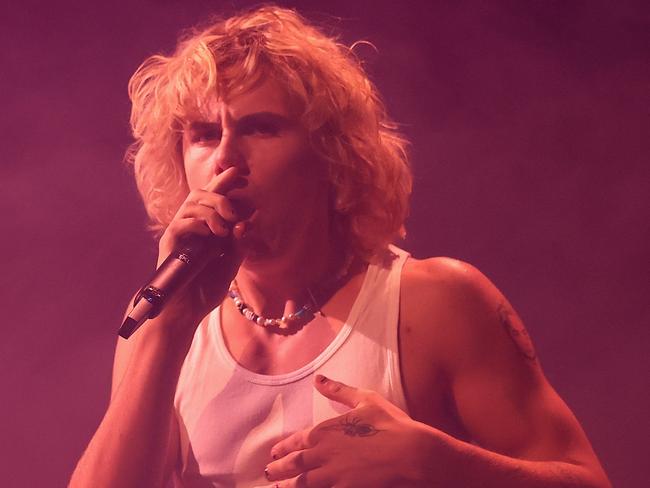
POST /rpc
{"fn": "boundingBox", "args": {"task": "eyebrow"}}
[238,111,294,126]
[185,111,295,131]
[186,121,220,132]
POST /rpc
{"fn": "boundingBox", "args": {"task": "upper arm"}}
[401,258,606,473]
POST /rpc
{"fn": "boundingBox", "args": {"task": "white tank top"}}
[173,246,410,487]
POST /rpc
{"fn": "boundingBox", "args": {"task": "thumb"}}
[314,375,364,408]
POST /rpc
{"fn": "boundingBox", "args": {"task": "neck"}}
[233,219,346,319]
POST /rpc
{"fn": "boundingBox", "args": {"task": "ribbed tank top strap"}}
[349,245,410,332]
[316,245,411,413]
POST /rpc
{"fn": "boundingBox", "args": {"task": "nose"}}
[214,131,247,175]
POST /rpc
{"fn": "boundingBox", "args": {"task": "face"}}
[182,78,329,259]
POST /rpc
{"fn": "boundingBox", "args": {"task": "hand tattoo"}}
[497,301,537,361]
[323,416,381,437]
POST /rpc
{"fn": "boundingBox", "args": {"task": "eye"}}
[187,123,222,144]
[240,120,280,137]
[191,129,221,143]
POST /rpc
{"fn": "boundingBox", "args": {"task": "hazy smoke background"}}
[1,1,648,486]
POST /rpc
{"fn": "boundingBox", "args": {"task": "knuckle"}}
[183,198,200,209]
[360,403,381,417]
[164,220,180,234]
[207,212,224,227]
[187,188,206,200]
[329,382,343,394]
[165,219,191,238]
[207,217,223,232]
[174,202,199,221]
[365,390,382,403]
[292,450,305,470]
[306,426,322,445]
[295,472,309,488]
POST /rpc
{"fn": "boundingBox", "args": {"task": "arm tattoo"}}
[497,301,537,361]
[323,416,381,437]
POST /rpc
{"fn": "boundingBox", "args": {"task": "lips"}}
[228,193,256,221]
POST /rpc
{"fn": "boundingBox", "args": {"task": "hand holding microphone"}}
[119,167,248,339]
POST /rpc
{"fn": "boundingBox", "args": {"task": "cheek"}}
[267,159,329,217]
[258,159,324,206]
[183,162,202,191]
[183,152,213,191]
[261,138,326,187]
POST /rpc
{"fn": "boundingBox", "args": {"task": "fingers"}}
[314,375,367,408]
[163,217,213,242]
[232,221,248,240]
[180,201,232,236]
[192,194,238,222]
[171,217,227,243]
[255,467,331,488]
[265,449,322,482]
[269,413,356,461]
[165,168,246,247]
[204,166,244,194]
[271,429,315,461]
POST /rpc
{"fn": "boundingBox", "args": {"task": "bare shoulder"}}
[399,256,544,445]
[402,256,498,302]
[400,256,538,371]
[401,256,503,332]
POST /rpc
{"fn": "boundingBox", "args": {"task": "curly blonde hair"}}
[127,5,411,260]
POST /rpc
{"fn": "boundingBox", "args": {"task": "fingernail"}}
[271,452,279,460]
[233,221,247,240]
[316,374,328,384]
[264,466,270,480]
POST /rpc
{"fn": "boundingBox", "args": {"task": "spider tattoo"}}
[323,416,381,437]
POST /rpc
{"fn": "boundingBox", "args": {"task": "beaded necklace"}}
[227,253,355,331]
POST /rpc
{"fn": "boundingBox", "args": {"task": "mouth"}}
[228,193,257,221]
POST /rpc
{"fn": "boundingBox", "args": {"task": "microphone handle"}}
[118,236,218,339]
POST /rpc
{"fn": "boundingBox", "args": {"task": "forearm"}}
[418,426,611,488]
[69,316,195,488]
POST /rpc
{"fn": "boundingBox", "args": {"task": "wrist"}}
[132,302,204,354]
[407,421,455,486]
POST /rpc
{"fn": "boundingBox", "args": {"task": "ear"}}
[314,375,364,408]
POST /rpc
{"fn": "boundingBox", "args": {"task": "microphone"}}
[118,167,247,338]
[118,234,224,339]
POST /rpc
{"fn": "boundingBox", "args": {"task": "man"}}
[70,6,610,487]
